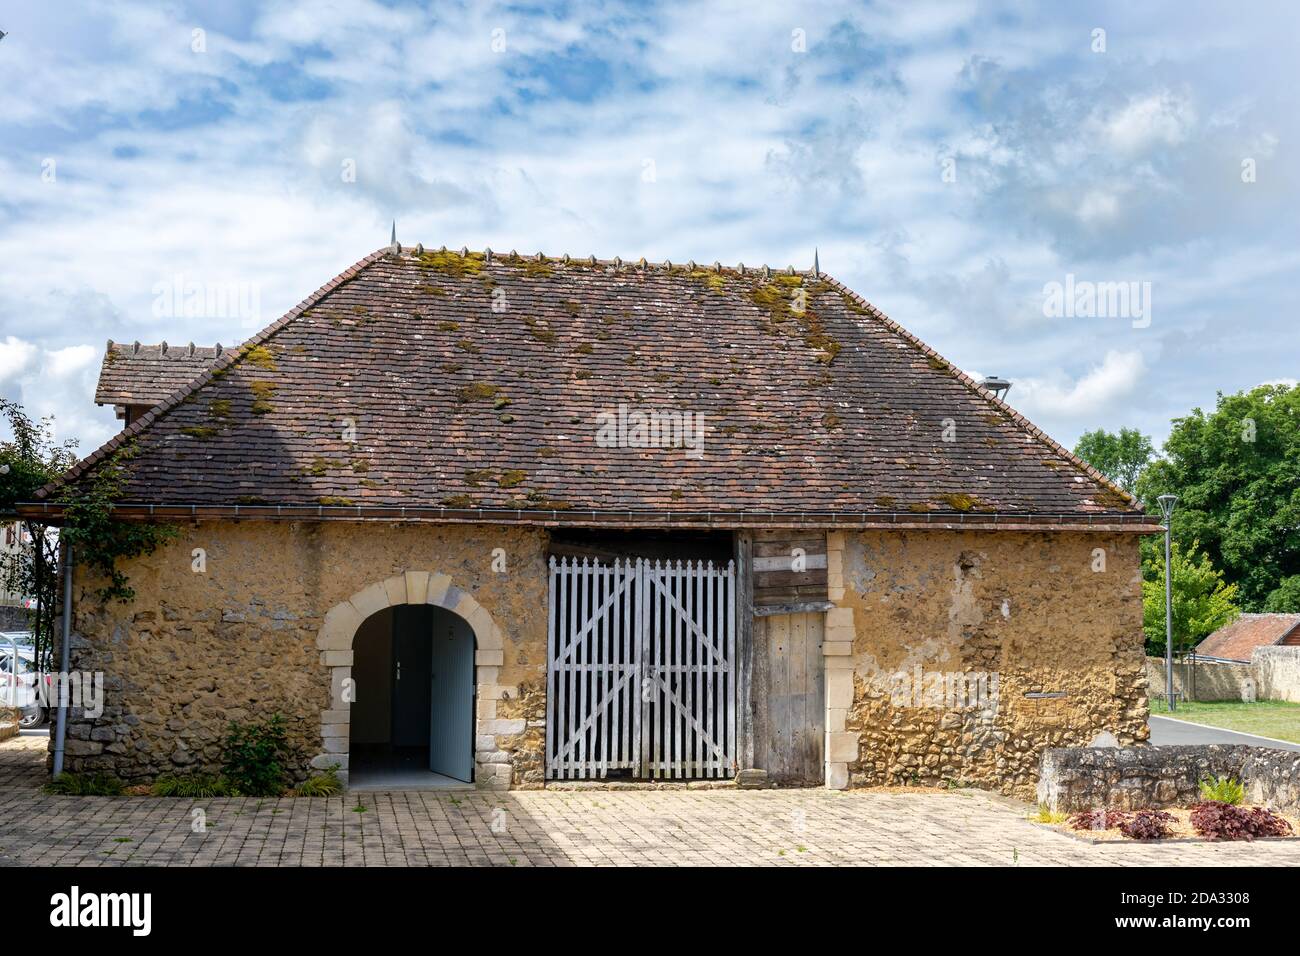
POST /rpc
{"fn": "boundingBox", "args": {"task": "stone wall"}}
[1145,657,1255,702]
[1254,646,1300,703]
[1038,745,1300,813]
[829,530,1147,799]
[1145,648,1300,704]
[57,521,549,788]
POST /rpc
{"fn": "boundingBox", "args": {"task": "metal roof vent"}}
[978,376,1012,400]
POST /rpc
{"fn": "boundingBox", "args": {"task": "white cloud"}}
[0,337,39,384]
[1013,350,1147,420]
[0,338,116,451]
[1101,92,1196,156]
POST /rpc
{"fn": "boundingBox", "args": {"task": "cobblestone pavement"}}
[4,737,1299,866]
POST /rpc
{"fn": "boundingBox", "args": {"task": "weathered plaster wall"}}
[829,530,1147,798]
[58,521,549,787]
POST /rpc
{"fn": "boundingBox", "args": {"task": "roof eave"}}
[15,500,1159,533]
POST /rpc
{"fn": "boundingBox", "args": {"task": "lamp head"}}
[1156,494,1178,522]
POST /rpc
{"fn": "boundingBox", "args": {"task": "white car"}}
[0,638,49,728]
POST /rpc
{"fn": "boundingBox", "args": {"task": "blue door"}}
[429,611,475,781]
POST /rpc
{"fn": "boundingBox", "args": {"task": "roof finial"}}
[814,248,820,277]
[389,221,398,253]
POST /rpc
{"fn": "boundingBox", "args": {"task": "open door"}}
[391,606,432,747]
[429,611,475,782]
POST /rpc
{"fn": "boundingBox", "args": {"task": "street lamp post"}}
[1157,494,1179,712]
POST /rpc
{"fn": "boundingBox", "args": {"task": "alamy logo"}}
[880,667,1000,710]
[49,886,151,936]
[152,273,262,327]
[595,403,706,460]
[37,671,104,719]
[1042,274,1151,328]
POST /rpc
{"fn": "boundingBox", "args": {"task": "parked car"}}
[0,638,49,728]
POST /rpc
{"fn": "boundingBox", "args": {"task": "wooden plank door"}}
[752,611,825,784]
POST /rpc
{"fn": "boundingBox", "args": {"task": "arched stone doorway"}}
[314,572,510,789]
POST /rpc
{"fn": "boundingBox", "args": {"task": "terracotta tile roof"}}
[95,340,230,407]
[1196,614,1300,662]
[38,246,1148,525]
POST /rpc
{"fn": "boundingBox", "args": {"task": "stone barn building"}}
[24,245,1157,797]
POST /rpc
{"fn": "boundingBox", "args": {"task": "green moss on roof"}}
[523,317,557,343]
[249,380,277,414]
[418,249,484,277]
[180,426,218,440]
[497,469,526,489]
[456,382,499,403]
[688,270,726,293]
[244,345,277,371]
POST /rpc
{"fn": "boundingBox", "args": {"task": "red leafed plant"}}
[1069,809,1129,831]
[1119,809,1176,840]
[1190,801,1294,841]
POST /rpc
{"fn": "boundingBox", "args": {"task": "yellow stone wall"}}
[60,521,549,787]
[827,529,1148,798]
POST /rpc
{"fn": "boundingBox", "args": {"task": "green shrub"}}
[1030,804,1067,824]
[221,714,292,796]
[44,772,124,796]
[151,774,232,798]
[1199,776,1246,805]
[295,766,343,797]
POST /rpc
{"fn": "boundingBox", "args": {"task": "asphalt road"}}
[1148,714,1300,751]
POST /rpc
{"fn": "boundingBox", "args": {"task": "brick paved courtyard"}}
[4,736,1299,866]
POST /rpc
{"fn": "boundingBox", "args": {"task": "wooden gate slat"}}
[546,555,736,780]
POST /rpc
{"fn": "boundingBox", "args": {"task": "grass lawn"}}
[1150,698,1300,744]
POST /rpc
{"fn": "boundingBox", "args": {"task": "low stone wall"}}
[0,706,18,743]
[1255,646,1300,703]
[1145,657,1254,702]
[1038,745,1300,812]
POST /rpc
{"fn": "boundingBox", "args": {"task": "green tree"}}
[1263,574,1300,613]
[1142,539,1240,657]
[1136,383,1300,610]
[1073,427,1154,493]
[0,399,79,672]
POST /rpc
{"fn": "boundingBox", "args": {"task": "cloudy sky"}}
[1,0,1296,459]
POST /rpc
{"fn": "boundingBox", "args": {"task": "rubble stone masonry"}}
[828,530,1148,800]
[56,521,549,789]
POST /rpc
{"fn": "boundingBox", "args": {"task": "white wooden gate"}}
[546,557,737,780]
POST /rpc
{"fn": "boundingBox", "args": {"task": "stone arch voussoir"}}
[313,572,512,790]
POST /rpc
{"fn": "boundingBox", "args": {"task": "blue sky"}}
[1,0,1297,456]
